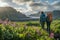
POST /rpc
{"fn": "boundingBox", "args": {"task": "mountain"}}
[29,10,60,19]
[0,7,28,21]
[52,10,60,19]
[29,12,41,17]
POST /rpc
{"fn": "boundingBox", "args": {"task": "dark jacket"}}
[40,13,46,22]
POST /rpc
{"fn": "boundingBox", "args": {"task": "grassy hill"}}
[0,7,27,21]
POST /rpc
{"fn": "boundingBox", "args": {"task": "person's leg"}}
[49,22,51,34]
[47,22,51,34]
[41,22,43,28]
[42,22,45,29]
[40,22,45,29]
[40,22,42,26]
[47,22,49,31]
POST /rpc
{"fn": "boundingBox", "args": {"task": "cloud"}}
[0,1,9,7]
[53,6,60,10]
[0,0,12,3]
[15,3,33,13]
[0,0,60,15]
[52,1,60,6]
[12,0,41,3]
[0,0,15,7]
[10,0,49,12]
[29,1,53,11]
[12,0,32,5]
[13,0,31,2]
[31,6,47,11]
[53,2,60,6]
[41,0,58,2]
[51,1,60,10]
[0,0,26,8]
[30,2,46,6]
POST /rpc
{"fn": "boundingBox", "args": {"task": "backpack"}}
[46,13,52,22]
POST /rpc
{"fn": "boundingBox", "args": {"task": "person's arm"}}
[40,15,42,22]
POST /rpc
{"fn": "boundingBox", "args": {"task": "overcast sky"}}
[0,0,60,15]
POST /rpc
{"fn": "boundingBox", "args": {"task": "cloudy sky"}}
[0,0,60,15]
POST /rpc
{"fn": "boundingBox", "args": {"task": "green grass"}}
[0,20,60,40]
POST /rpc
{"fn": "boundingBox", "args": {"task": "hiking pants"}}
[47,22,51,34]
[40,22,45,29]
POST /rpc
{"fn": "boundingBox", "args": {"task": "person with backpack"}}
[40,11,46,29]
[46,12,52,34]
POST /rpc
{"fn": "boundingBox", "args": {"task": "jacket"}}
[40,13,46,22]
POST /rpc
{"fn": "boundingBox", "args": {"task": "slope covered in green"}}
[0,20,60,40]
[0,7,27,21]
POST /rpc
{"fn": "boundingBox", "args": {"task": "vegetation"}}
[0,20,60,40]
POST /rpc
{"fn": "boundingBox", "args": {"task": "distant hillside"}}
[52,10,60,19]
[29,12,40,17]
[0,7,28,21]
[29,10,60,19]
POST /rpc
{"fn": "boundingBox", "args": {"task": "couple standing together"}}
[40,11,52,34]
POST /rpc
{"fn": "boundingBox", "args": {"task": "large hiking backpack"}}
[46,13,52,22]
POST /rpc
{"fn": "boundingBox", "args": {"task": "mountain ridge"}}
[0,7,28,21]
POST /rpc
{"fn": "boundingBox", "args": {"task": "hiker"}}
[46,12,52,34]
[40,11,46,29]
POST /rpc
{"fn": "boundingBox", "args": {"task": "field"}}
[0,20,60,40]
